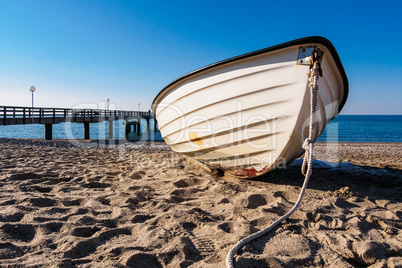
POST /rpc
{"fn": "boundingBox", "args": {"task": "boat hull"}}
[152,37,348,177]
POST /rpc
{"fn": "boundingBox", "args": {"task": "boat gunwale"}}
[152,36,349,114]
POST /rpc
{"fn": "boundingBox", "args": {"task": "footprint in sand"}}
[125,253,163,268]
[0,242,24,259]
[24,197,57,207]
[40,221,64,235]
[130,173,143,180]
[131,214,155,223]
[189,234,215,254]
[217,222,257,237]
[125,192,148,205]
[63,228,132,259]
[173,177,209,188]
[61,199,83,207]
[31,185,53,193]
[0,208,24,222]
[173,179,189,188]
[245,194,267,209]
[166,195,185,203]
[71,226,101,238]
[6,172,41,181]
[0,224,36,242]
[84,181,112,188]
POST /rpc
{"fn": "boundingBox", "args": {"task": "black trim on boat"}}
[152,36,349,114]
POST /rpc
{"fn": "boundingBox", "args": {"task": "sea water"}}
[0,115,401,142]
[317,115,402,142]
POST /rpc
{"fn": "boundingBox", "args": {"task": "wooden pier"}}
[0,105,157,140]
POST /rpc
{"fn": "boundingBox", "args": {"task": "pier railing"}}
[0,105,155,125]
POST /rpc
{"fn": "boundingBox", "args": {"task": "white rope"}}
[226,56,321,268]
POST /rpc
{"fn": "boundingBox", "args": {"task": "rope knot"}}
[302,138,313,150]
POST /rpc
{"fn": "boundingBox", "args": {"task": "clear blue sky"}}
[0,0,401,114]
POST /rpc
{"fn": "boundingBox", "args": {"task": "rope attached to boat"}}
[226,51,322,268]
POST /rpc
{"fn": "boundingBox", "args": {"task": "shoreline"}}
[1,137,401,170]
[0,137,402,145]
[0,138,401,267]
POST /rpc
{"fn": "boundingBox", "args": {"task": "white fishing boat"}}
[152,36,348,178]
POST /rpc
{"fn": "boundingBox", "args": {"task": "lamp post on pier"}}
[29,86,36,107]
[29,86,36,117]
[106,98,112,140]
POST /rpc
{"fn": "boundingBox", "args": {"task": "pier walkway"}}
[0,105,156,140]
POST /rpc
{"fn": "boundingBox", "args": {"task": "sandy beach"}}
[0,138,401,267]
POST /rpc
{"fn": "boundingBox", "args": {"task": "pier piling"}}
[84,122,90,139]
[44,124,53,140]
[108,120,113,140]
